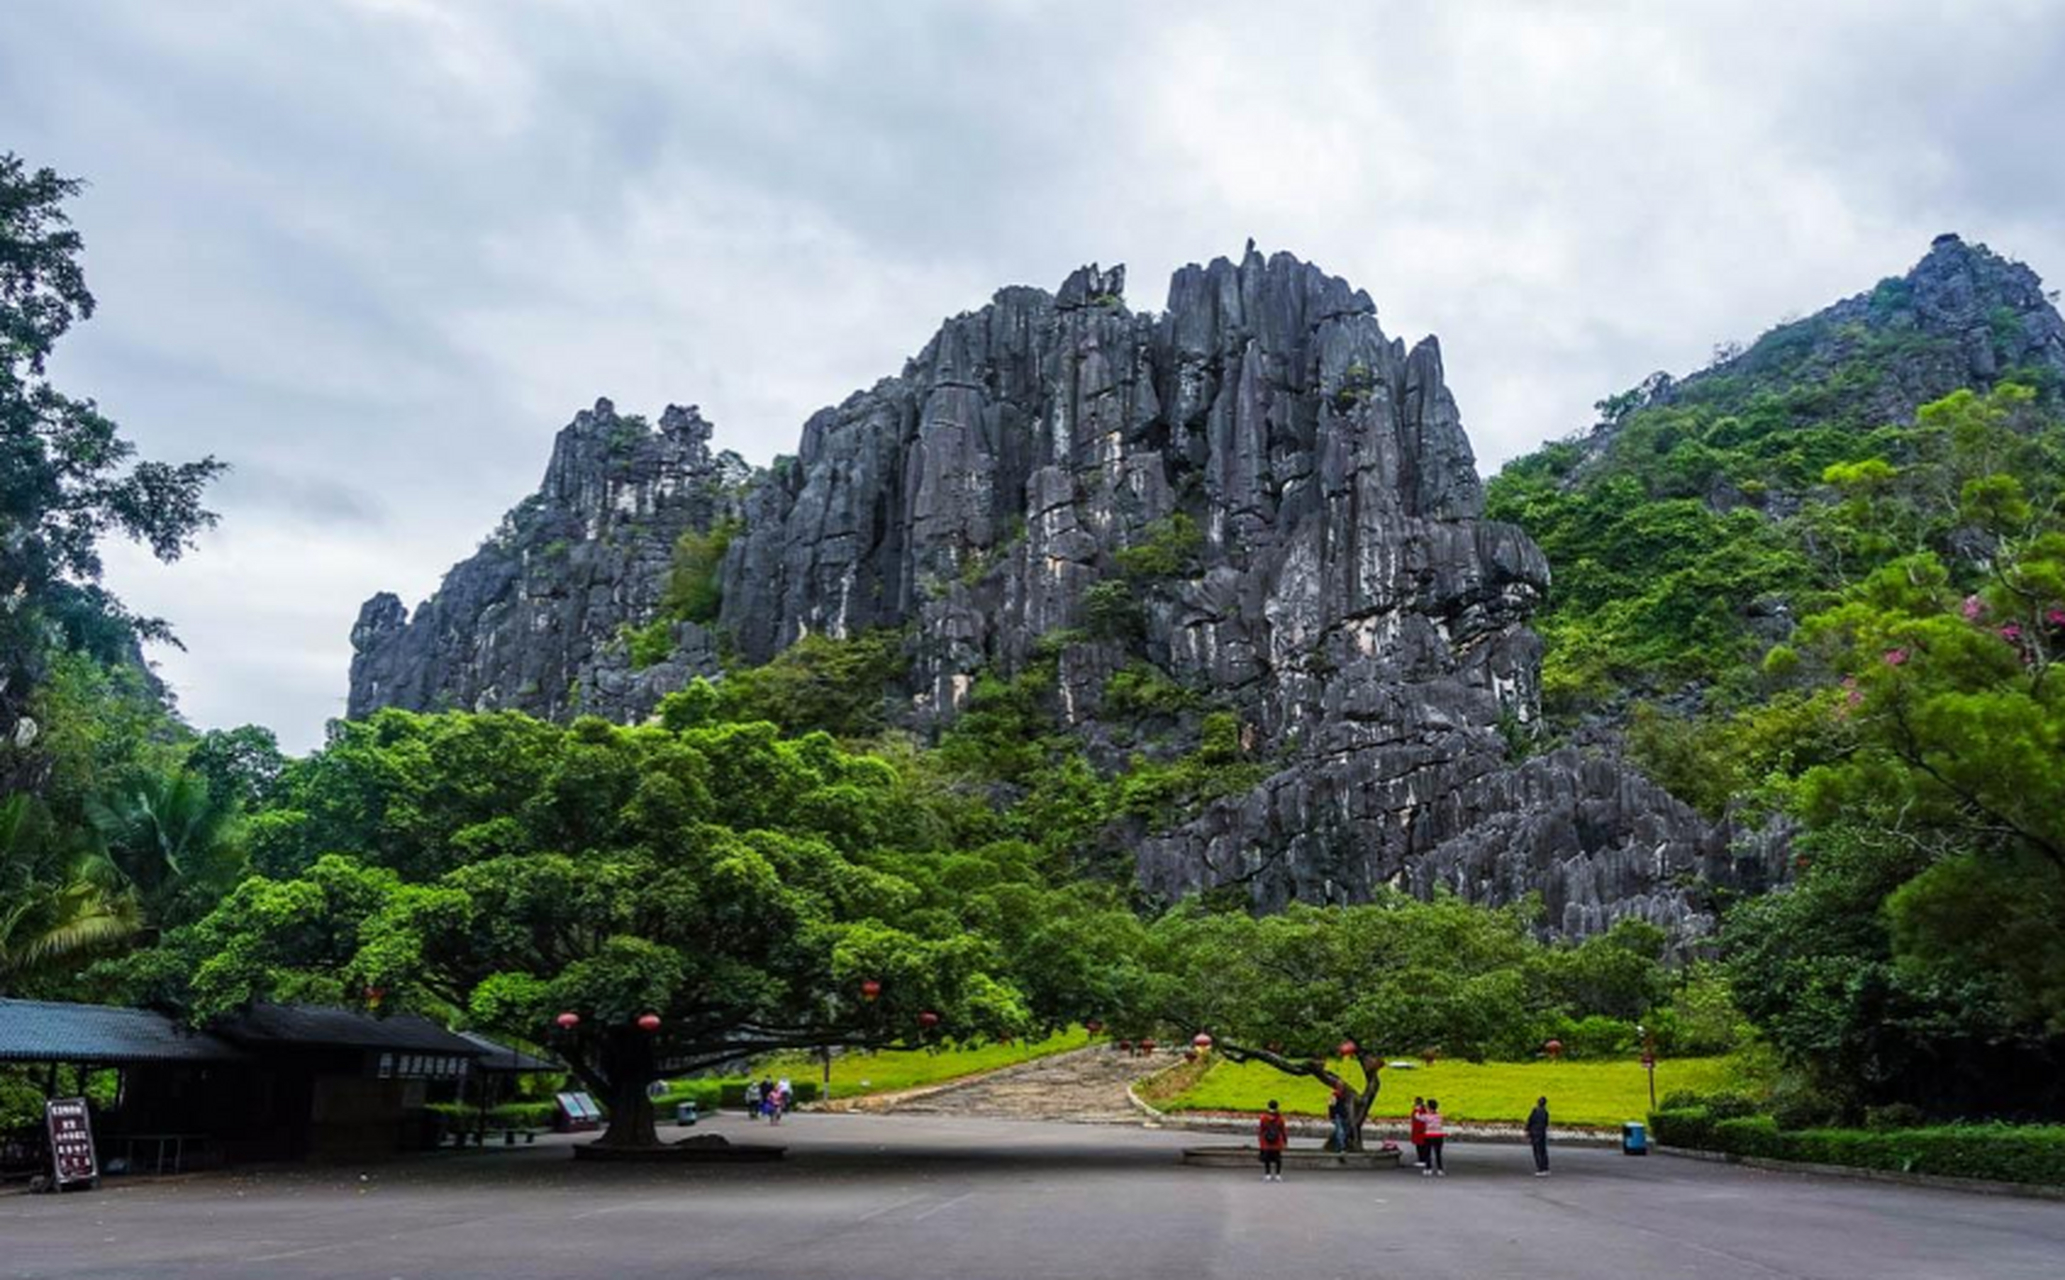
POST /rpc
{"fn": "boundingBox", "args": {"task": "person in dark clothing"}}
[1257,1100,1288,1181]
[1327,1084,1351,1153]
[1527,1096,1551,1175]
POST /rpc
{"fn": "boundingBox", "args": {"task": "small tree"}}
[1133,897,1546,1151]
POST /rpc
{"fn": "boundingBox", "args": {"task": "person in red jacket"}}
[1257,1100,1289,1182]
[1410,1096,1428,1168]
[1421,1098,1448,1177]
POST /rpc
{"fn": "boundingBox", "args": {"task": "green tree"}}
[0,153,223,788]
[1129,896,1554,1150]
[119,709,1119,1149]
[0,794,138,987]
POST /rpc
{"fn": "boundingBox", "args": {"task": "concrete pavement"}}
[1,1112,2059,1279]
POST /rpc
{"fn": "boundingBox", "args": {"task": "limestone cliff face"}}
[350,247,1727,936]
[348,401,737,724]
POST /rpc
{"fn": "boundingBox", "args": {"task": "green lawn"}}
[683,1028,1092,1101]
[1161,1056,1744,1127]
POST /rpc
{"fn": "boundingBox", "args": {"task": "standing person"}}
[1328,1083,1351,1154]
[743,1080,761,1118]
[1257,1100,1289,1182]
[759,1076,777,1123]
[1421,1098,1447,1177]
[1410,1096,1429,1169]
[774,1077,794,1125]
[1527,1096,1551,1176]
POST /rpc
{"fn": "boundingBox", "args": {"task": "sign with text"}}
[44,1097,98,1189]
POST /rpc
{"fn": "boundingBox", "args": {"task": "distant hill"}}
[1486,233,2065,720]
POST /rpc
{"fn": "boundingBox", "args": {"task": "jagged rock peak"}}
[347,245,1732,939]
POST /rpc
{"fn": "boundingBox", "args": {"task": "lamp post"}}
[1637,1023,1657,1109]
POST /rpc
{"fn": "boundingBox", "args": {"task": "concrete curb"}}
[1655,1145,2065,1202]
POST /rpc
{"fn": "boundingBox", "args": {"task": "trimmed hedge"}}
[426,1100,560,1128]
[1649,1107,2065,1187]
[651,1079,820,1112]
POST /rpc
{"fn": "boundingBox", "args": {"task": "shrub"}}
[1864,1102,1928,1131]
[1102,663,1197,719]
[1083,581,1143,642]
[1650,1112,2065,1187]
[664,520,738,623]
[1113,513,1202,580]
[624,619,674,670]
[1548,1014,1638,1060]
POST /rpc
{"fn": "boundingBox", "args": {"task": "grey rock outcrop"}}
[348,400,739,724]
[350,246,1731,936]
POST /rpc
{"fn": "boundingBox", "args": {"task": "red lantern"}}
[1192,1032,1214,1051]
[1337,1039,1359,1059]
[1117,1040,1133,1053]
[1139,1038,1157,1053]
[364,986,386,1008]
[1184,1048,1199,1062]
[1084,1018,1104,1035]
[637,1013,661,1033]
[1544,1038,1564,1060]
[918,1010,940,1028]
[860,979,883,1002]
[555,1011,580,1030]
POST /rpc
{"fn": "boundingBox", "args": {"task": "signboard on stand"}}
[44,1098,98,1190]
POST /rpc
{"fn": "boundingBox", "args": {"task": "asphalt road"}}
[2,1113,2060,1280]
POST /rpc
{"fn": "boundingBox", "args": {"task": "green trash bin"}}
[1621,1121,1648,1155]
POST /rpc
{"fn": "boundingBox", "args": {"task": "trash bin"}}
[1621,1121,1648,1155]
[676,1100,699,1126]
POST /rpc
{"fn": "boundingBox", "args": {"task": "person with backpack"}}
[1526,1096,1551,1176]
[743,1080,761,1117]
[1421,1098,1447,1177]
[1256,1100,1289,1182]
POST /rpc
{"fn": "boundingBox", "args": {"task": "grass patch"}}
[1162,1056,1742,1127]
[671,1029,1091,1102]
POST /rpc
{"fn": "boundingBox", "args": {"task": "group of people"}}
[742,1076,794,1124]
[1255,1093,1554,1179]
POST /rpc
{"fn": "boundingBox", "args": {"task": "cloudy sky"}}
[7,0,2064,751]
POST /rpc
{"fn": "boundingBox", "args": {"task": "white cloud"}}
[7,0,2063,751]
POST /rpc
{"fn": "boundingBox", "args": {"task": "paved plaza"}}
[2,1113,2060,1280]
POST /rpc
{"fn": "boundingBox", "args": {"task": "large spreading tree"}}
[117,708,1141,1147]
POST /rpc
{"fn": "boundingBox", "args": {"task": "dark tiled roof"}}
[213,1002,483,1055]
[457,1031,560,1073]
[0,998,245,1065]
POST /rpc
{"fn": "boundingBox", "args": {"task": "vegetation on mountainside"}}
[1488,248,2065,1124]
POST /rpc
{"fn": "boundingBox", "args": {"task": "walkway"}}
[3,1114,2060,1279]
[849,1044,1167,1124]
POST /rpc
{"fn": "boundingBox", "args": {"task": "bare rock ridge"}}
[349,402,743,723]
[349,245,1757,935]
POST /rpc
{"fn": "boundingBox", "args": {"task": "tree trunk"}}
[1343,1054,1383,1152]
[591,1032,661,1149]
